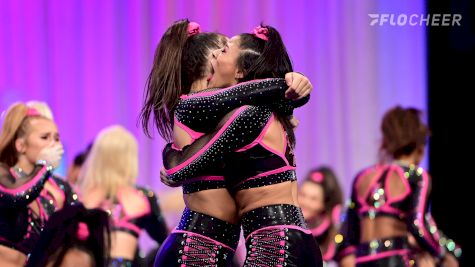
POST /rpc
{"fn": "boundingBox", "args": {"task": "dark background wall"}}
[428,1,474,266]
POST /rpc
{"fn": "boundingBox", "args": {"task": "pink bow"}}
[310,172,324,183]
[26,108,41,117]
[187,22,201,37]
[252,26,268,41]
[77,222,90,241]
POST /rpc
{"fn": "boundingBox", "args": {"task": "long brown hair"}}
[380,106,430,160]
[0,102,43,166]
[140,19,227,141]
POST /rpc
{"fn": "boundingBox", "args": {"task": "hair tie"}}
[310,172,324,183]
[26,108,41,117]
[77,222,90,241]
[252,26,269,41]
[187,22,201,37]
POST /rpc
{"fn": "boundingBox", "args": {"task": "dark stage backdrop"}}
[428,0,474,265]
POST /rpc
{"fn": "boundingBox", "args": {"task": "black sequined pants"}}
[356,236,413,267]
[241,204,323,267]
[154,208,240,267]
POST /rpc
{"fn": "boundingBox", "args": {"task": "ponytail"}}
[238,24,293,81]
[140,19,190,140]
[237,24,296,147]
[140,19,227,141]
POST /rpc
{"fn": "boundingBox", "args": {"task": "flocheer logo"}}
[368,13,462,26]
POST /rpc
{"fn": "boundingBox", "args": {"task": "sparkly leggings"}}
[241,204,323,267]
[356,236,413,267]
[154,208,240,267]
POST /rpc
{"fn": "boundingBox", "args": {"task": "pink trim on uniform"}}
[182,176,225,184]
[179,79,274,99]
[338,246,356,258]
[309,216,330,236]
[234,166,296,187]
[172,229,235,251]
[386,165,411,203]
[356,249,410,263]
[236,114,275,152]
[46,178,66,208]
[117,188,151,219]
[0,166,48,194]
[115,221,142,235]
[245,225,311,241]
[323,239,337,262]
[174,117,205,140]
[356,165,384,208]
[166,106,248,174]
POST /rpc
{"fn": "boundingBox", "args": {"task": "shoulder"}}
[352,164,381,184]
[398,165,429,183]
[51,175,76,191]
